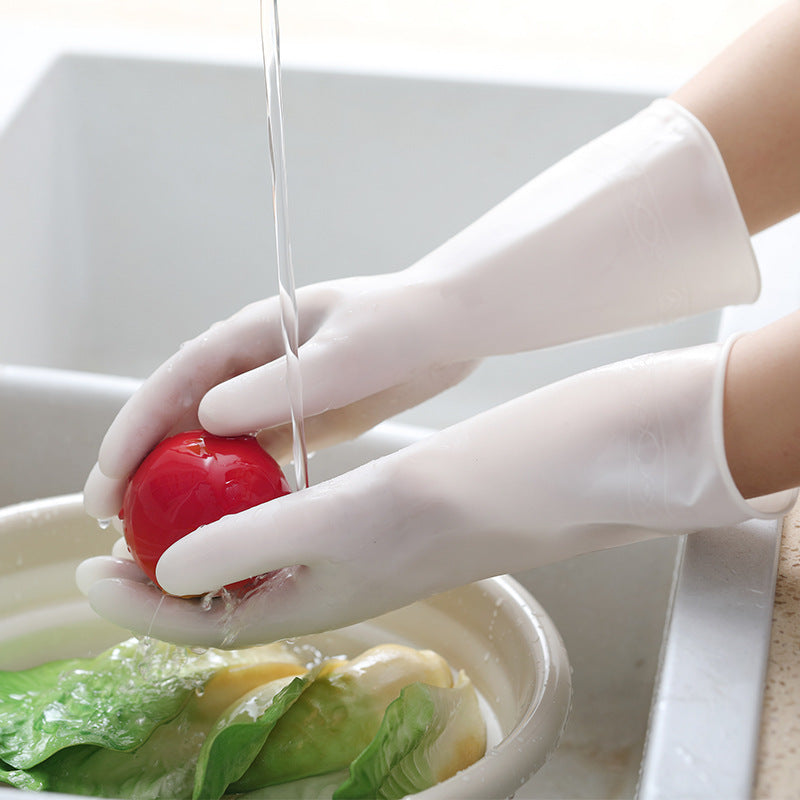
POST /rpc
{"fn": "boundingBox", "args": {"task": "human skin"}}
[724,312,800,499]
[670,1,800,498]
[671,0,800,235]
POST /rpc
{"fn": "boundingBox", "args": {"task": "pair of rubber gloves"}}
[79,99,797,647]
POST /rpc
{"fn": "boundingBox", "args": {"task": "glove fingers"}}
[155,491,331,597]
[155,455,404,598]
[198,359,294,437]
[254,359,478,465]
[83,463,127,520]
[86,578,237,647]
[198,339,393,436]
[75,555,146,595]
[86,570,328,648]
[200,353,477,440]
[109,536,133,560]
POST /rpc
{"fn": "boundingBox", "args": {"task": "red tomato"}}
[121,429,291,596]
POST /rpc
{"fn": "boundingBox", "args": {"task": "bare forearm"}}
[671,0,800,234]
[724,310,800,498]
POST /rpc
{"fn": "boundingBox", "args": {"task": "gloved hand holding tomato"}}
[78,331,797,647]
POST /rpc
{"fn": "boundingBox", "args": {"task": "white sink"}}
[1,25,797,799]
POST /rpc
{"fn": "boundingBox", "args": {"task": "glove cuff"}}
[408,98,762,359]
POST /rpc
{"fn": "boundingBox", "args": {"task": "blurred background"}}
[0,0,784,89]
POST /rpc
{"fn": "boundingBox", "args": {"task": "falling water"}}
[260,0,309,491]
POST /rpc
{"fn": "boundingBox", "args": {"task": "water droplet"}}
[200,592,215,612]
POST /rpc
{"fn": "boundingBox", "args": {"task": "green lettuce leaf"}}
[231,645,454,793]
[333,673,486,800]
[237,770,350,799]
[0,639,207,769]
[17,675,303,800]
[193,671,318,800]
[0,758,46,791]
[0,637,303,787]
[0,640,485,800]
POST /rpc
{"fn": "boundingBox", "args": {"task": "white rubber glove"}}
[76,339,796,647]
[83,98,759,522]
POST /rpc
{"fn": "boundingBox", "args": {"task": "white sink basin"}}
[1,25,796,799]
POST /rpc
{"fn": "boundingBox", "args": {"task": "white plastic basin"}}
[0,490,572,800]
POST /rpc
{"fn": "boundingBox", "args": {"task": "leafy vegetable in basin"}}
[0,638,485,799]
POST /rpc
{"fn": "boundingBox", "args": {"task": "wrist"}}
[723,315,800,505]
